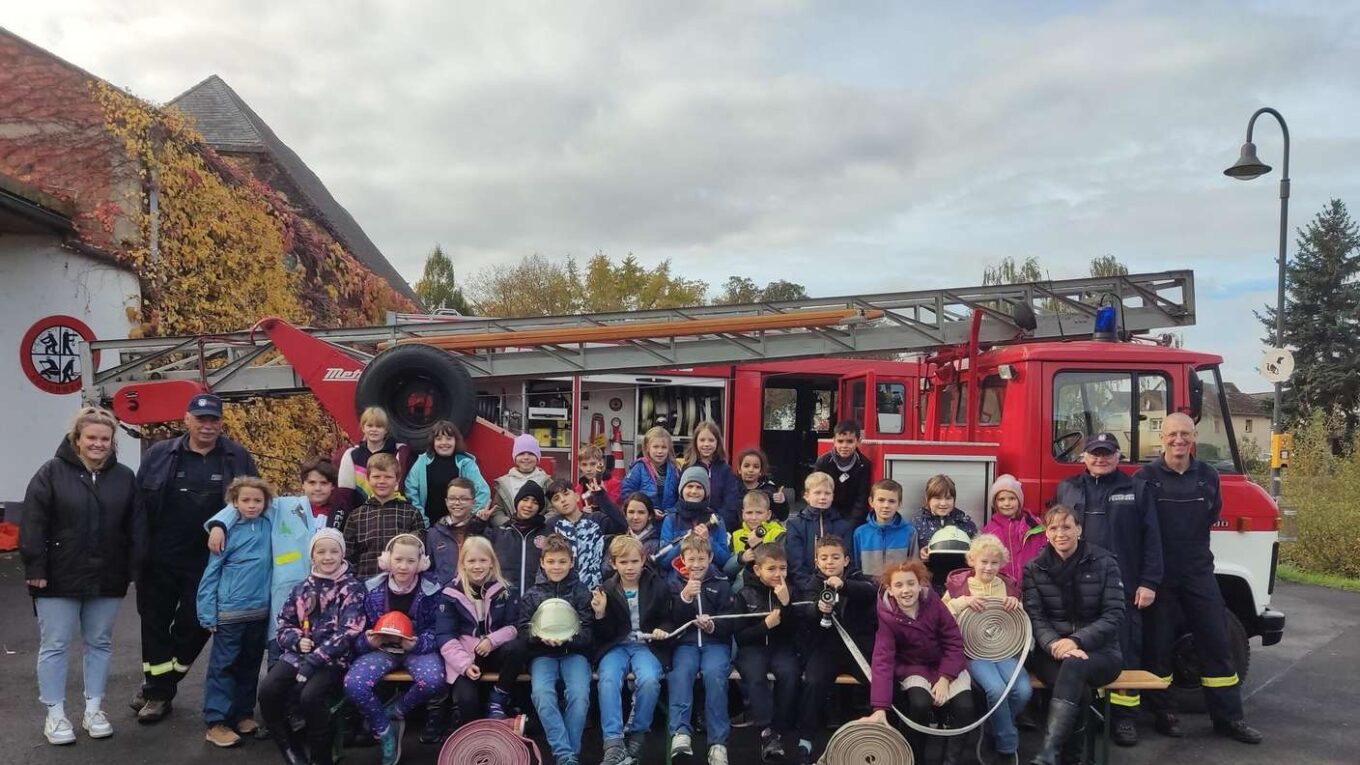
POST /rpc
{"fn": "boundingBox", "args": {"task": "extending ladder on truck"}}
[82,270,1196,406]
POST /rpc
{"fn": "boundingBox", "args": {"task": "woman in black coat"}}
[21,407,143,746]
[1022,504,1125,765]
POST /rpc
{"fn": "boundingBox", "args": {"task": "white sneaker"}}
[709,743,729,765]
[671,732,693,757]
[83,710,113,738]
[44,716,76,745]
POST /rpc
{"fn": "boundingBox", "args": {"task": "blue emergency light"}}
[1094,304,1118,341]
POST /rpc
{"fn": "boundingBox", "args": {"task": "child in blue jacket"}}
[404,420,491,525]
[620,426,676,517]
[851,479,917,582]
[196,477,275,747]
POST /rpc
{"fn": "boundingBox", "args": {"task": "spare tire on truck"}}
[354,344,476,450]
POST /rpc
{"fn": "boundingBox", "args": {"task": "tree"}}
[982,256,1044,286]
[469,254,579,317]
[413,245,472,314]
[1258,199,1360,442]
[716,276,809,304]
[1089,254,1128,278]
[470,252,708,317]
[578,253,708,313]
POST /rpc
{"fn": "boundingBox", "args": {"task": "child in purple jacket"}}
[860,559,975,765]
[258,529,366,765]
[342,534,443,765]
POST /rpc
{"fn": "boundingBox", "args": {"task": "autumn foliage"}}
[94,83,416,490]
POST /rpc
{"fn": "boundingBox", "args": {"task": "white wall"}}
[0,234,140,510]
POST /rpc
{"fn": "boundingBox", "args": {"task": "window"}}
[1244,418,1253,434]
[876,382,906,434]
[936,383,955,425]
[953,382,970,425]
[762,387,796,431]
[813,389,835,433]
[1192,366,1242,474]
[1051,370,1171,463]
[847,379,866,428]
[978,375,1005,426]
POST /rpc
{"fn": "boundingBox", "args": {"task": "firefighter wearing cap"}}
[1134,413,1262,745]
[1052,432,1161,747]
[132,393,258,722]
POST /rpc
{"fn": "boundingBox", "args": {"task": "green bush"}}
[1278,414,1360,579]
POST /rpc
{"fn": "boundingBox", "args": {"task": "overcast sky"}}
[8,1,1360,389]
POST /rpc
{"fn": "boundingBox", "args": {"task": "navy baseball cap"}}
[1084,432,1121,454]
[186,392,224,417]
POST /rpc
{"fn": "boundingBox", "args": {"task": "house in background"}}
[1223,382,1271,458]
[0,28,415,512]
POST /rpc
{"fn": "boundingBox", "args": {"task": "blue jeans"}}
[530,654,591,759]
[203,620,268,726]
[969,657,1031,754]
[598,642,664,741]
[667,642,731,745]
[35,597,122,708]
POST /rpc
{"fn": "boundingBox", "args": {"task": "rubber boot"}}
[420,691,449,745]
[1029,698,1080,765]
[270,727,306,765]
[941,734,967,765]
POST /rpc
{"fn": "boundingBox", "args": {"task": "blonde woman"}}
[21,407,141,744]
[435,536,523,724]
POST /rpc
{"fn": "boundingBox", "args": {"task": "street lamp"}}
[1224,107,1289,500]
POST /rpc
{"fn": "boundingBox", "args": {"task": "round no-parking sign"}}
[19,315,98,395]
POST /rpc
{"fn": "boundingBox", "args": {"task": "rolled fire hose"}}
[820,720,914,765]
[436,717,540,765]
[830,597,1031,739]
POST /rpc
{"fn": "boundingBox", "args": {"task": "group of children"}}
[194,409,1050,765]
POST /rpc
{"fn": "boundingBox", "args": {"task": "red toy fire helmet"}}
[369,611,415,641]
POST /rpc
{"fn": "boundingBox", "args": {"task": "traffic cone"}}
[610,417,625,482]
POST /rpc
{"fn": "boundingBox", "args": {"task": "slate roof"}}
[169,76,418,303]
[1223,382,1270,417]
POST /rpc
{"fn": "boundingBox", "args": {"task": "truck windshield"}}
[1193,365,1243,474]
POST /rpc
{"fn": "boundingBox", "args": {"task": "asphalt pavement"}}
[1,552,1356,765]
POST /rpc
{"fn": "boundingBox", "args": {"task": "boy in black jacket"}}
[733,543,807,763]
[517,535,594,765]
[666,535,735,765]
[812,419,872,525]
[592,536,674,765]
[794,534,877,764]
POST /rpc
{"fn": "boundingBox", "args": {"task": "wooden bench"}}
[381,669,866,685]
[1030,670,1170,765]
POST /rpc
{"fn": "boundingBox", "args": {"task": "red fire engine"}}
[83,269,1283,701]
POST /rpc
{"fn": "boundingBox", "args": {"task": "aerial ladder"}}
[81,270,1195,444]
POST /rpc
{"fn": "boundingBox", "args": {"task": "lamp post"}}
[1224,107,1289,501]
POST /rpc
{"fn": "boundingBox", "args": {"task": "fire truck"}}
[83,269,1284,701]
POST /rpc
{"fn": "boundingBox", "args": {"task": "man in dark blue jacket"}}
[1053,432,1162,746]
[1135,413,1262,745]
[132,393,258,722]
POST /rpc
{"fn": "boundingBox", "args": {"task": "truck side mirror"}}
[1188,373,1203,423]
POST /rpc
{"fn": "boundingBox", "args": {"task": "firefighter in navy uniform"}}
[1053,432,1162,747]
[1134,412,1262,745]
[131,393,258,723]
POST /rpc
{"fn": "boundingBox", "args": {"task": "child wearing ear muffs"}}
[342,533,443,765]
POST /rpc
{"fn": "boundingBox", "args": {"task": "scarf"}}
[1049,540,1086,629]
[676,498,711,528]
[387,573,419,596]
[311,560,350,581]
[832,451,859,472]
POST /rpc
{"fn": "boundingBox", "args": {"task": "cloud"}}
[5,0,1360,384]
